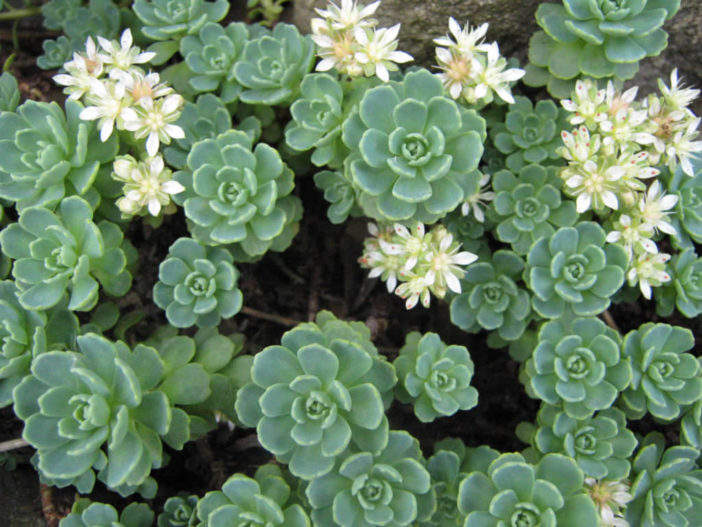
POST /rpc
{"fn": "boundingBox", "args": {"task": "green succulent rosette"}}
[489,165,578,255]
[162,94,233,170]
[525,221,628,318]
[525,0,680,97]
[518,404,637,481]
[60,499,154,527]
[133,0,228,41]
[342,69,486,223]
[286,73,348,168]
[313,169,363,225]
[524,317,631,419]
[158,495,199,527]
[394,332,478,423]
[0,72,20,112]
[180,22,248,103]
[0,99,118,211]
[174,130,301,259]
[619,323,702,421]
[13,333,190,494]
[458,452,599,526]
[235,311,396,480]
[490,97,568,172]
[306,430,435,527]
[668,159,702,249]
[153,237,243,329]
[37,36,76,70]
[450,249,531,341]
[0,196,132,312]
[626,432,702,527]
[196,465,310,527]
[654,248,702,318]
[233,23,315,106]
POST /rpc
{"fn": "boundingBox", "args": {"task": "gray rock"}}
[0,466,44,527]
[294,0,702,114]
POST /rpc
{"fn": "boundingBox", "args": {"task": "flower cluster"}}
[433,17,525,106]
[557,74,702,297]
[359,222,478,309]
[54,29,186,217]
[310,0,413,81]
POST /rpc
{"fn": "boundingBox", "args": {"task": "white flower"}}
[53,36,103,100]
[423,227,478,295]
[605,214,656,259]
[558,126,602,163]
[354,24,413,82]
[585,478,633,527]
[666,117,702,177]
[433,17,490,56]
[395,275,431,309]
[311,31,360,75]
[313,0,380,32]
[113,154,184,216]
[561,79,606,126]
[461,173,495,222]
[111,69,173,103]
[80,78,128,142]
[658,68,700,112]
[359,222,403,292]
[627,252,671,299]
[392,222,427,271]
[470,42,524,104]
[121,94,185,156]
[562,159,624,213]
[97,29,156,71]
[639,180,679,235]
[434,46,474,100]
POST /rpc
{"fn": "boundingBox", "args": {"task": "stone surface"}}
[294,0,702,114]
[0,466,44,527]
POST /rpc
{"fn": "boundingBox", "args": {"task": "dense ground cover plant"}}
[0,0,700,526]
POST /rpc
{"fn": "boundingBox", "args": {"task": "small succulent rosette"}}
[59,499,154,527]
[133,0,229,42]
[157,494,199,527]
[305,431,435,527]
[153,237,243,328]
[196,465,310,527]
[458,452,600,526]
[525,221,628,318]
[524,317,632,419]
[619,322,702,421]
[394,332,478,423]
[654,248,702,318]
[626,432,702,527]
[342,68,486,223]
[235,311,396,480]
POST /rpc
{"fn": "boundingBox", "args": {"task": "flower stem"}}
[240,306,301,327]
[0,7,42,21]
[0,437,29,452]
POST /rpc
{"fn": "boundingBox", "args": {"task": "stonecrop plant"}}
[0,0,701,526]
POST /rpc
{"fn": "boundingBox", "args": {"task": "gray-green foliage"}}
[158,494,199,527]
[0,99,118,211]
[0,72,20,112]
[235,310,396,480]
[60,499,154,527]
[394,332,478,423]
[0,197,132,311]
[152,237,243,328]
[655,248,702,318]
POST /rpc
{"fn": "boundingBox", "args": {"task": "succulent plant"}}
[313,169,362,225]
[490,165,578,255]
[526,0,680,97]
[306,430,435,527]
[158,495,199,527]
[197,464,309,527]
[524,317,631,419]
[132,0,229,41]
[458,452,600,526]
[490,96,568,171]
[525,221,628,318]
[450,249,531,341]
[180,22,249,103]
[285,73,347,168]
[13,333,191,494]
[681,399,702,450]
[626,432,702,527]
[669,161,702,248]
[342,69,486,223]
[0,99,119,211]
[394,332,478,423]
[173,130,301,259]
[152,237,243,329]
[37,36,76,70]
[518,405,637,481]
[233,23,315,106]
[60,499,154,527]
[0,72,20,112]
[654,248,702,318]
[0,197,132,311]
[619,323,702,421]
[235,311,396,480]
[41,0,82,31]
[162,94,233,170]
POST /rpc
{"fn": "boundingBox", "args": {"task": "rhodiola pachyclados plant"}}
[59,499,154,527]
[235,310,396,480]
[158,494,199,527]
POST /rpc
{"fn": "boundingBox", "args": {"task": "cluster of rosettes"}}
[359,222,478,309]
[54,29,185,217]
[557,74,702,298]
[310,0,413,82]
[433,17,525,107]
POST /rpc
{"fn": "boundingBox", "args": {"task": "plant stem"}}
[601,309,620,332]
[0,437,29,453]
[0,7,42,21]
[240,306,301,327]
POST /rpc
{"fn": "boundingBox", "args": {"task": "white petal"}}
[146,133,159,157]
[100,120,114,142]
[452,251,478,265]
[162,180,185,194]
[576,193,591,213]
[164,124,185,139]
[147,198,161,216]
[601,190,619,210]
[445,272,461,294]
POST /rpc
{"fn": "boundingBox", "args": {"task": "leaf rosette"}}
[60,499,154,527]
[654,248,702,319]
[133,0,229,41]
[158,495,199,527]
[0,196,132,312]
[235,311,396,480]
[153,237,243,329]
[342,69,486,223]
